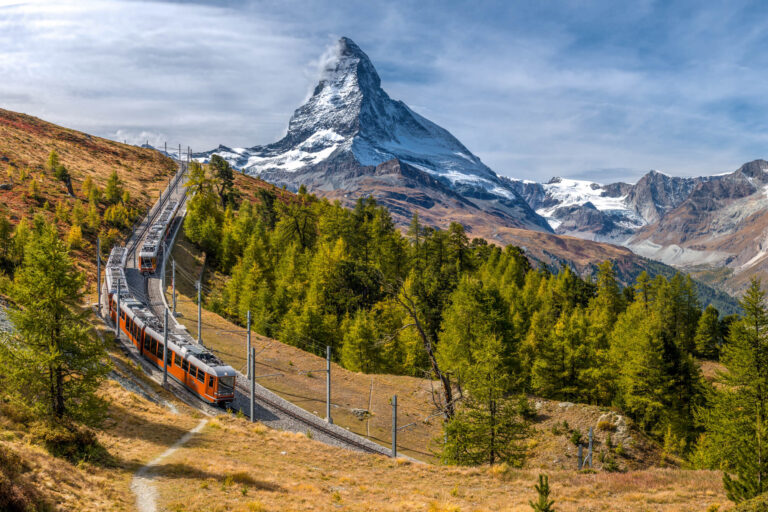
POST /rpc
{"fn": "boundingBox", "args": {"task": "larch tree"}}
[0,225,109,423]
[700,278,768,503]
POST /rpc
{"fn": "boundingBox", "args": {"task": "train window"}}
[150,339,157,355]
[196,370,205,383]
[182,359,188,372]
[208,376,214,387]
[189,365,196,378]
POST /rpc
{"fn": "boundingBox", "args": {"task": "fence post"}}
[392,395,398,458]
[588,427,593,468]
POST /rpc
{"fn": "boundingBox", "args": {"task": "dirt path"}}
[131,418,208,512]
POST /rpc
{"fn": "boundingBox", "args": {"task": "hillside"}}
[0,107,177,293]
[0,303,729,511]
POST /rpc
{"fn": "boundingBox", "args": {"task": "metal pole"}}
[163,308,168,387]
[178,143,181,161]
[588,427,593,468]
[187,146,190,163]
[96,237,101,316]
[392,395,397,458]
[326,345,332,424]
[250,347,256,422]
[165,141,167,155]
[115,278,121,338]
[172,259,176,316]
[246,311,251,380]
[197,280,202,346]
[161,241,166,296]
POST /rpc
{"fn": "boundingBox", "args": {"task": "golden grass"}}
[153,412,727,512]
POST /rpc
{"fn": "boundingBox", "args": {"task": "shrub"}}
[569,429,582,446]
[30,422,112,465]
[597,420,616,432]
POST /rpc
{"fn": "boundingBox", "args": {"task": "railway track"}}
[118,157,390,457]
[231,377,383,455]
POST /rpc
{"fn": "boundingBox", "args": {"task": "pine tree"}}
[695,304,722,360]
[699,278,768,503]
[45,150,59,173]
[209,154,235,207]
[0,225,109,422]
[104,170,123,205]
[529,474,556,512]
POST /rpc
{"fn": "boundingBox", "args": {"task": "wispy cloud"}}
[1,0,768,182]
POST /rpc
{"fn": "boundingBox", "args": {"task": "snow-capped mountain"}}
[506,171,706,242]
[199,37,551,233]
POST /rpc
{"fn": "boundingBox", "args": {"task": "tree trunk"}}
[396,290,455,418]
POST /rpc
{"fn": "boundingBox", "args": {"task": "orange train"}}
[106,247,236,405]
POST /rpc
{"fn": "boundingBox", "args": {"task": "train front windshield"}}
[141,257,152,268]
[218,376,235,395]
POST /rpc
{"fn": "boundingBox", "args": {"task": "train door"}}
[206,374,215,398]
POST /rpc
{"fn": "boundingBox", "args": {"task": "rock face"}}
[199,37,551,233]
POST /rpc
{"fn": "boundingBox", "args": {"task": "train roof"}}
[139,200,180,257]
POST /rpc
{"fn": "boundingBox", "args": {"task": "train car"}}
[105,246,236,405]
[139,200,180,275]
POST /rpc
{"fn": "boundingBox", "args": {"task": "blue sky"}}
[2,0,768,182]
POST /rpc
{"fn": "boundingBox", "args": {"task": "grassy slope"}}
[0,108,176,298]
[0,312,728,512]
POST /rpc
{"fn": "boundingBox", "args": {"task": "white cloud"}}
[1,0,767,182]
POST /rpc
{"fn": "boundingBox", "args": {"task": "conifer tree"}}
[529,474,556,512]
[0,225,109,422]
[104,170,123,205]
[700,278,768,503]
[695,304,722,360]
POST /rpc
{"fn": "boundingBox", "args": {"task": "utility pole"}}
[326,346,332,424]
[165,141,167,155]
[197,280,202,346]
[96,238,101,316]
[163,308,168,387]
[246,310,251,380]
[187,146,190,163]
[178,143,181,161]
[250,347,256,422]
[172,259,176,316]
[391,395,398,458]
[115,278,121,338]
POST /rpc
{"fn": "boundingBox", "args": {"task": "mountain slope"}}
[200,37,551,233]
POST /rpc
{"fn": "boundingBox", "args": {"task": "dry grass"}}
[0,107,176,300]
[0,314,728,511]
[154,412,728,512]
